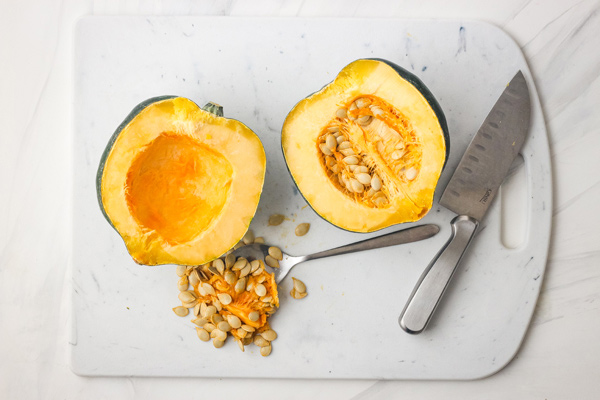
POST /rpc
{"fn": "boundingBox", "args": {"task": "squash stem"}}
[202,102,224,117]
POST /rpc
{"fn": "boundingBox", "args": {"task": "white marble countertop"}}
[1,0,599,398]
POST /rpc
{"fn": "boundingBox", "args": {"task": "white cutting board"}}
[71,17,551,379]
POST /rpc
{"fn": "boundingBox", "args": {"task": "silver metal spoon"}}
[230,224,439,283]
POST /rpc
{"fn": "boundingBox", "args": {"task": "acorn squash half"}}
[282,59,449,232]
[97,97,266,265]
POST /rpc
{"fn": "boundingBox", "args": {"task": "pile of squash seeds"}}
[173,226,308,357]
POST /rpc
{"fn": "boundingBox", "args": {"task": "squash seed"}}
[371,174,382,191]
[178,290,196,303]
[355,97,370,108]
[201,282,215,296]
[257,275,266,284]
[217,321,232,332]
[254,336,269,347]
[290,289,308,299]
[355,165,369,173]
[234,278,246,294]
[190,270,202,286]
[252,266,264,276]
[350,179,365,193]
[196,327,210,342]
[268,246,283,260]
[336,108,348,118]
[242,336,253,346]
[356,173,372,185]
[239,264,252,278]
[242,230,255,245]
[200,302,208,317]
[182,300,199,308]
[370,105,384,116]
[177,276,189,291]
[391,150,405,160]
[327,125,340,133]
[405,167,418,180]
[204,305,217,318]
[255,284,267,297]
[210,328,227,341]
[210,314,224,325]
[268,214,285,226]
[261,295,273,303]
[336,135,345,144]
[172,306,189,317]
[340,148,355,157]
[211,329,227,341]
[319,143,333,156]
[212,259,225,275]
[343,155,358,165]
[233,241,244,250]
[241,324,256,333]
[236,328,248,338]
[207,265,219,275]
[203,322,216,332]
[326,134,337,150]
[217,293,232,306]
[237,339,245,352]
[357,115,372,126]
[213,338,225,348]
[248,311,260,322]
[224,270,236,285]
[254,236,265,244]
[338,141,352,150]
[250,259,260,273]
[225,253,236,268]
[265,255,280,269]
[213,299,222,312]
[176,265,187,277]
[227,315,242,329]
[260,344,272,357]
[261,329,278,341]
[193,303,202,316]
[292,277,307,293]
[295,223,310,236]
[192,317,208,327]
[246,282,254,292]
[233,258,247,271]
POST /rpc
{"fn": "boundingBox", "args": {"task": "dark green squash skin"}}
[96,95,177,229]
[281,58,450,232]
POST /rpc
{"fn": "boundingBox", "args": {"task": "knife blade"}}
[399,71,531,334]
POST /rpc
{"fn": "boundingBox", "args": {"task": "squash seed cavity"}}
[317,95,422,207]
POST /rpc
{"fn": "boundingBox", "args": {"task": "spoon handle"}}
[303,224,440,262]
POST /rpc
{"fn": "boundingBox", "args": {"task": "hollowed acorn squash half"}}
[97,96,266,265]
[282,59,449,232]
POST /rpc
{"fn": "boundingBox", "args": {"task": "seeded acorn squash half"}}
[282,59,449,232]
[97,96,266,265]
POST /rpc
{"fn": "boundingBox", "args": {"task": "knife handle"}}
[399,215,479,334]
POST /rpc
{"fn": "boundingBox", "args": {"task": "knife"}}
[398,71,531,334]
